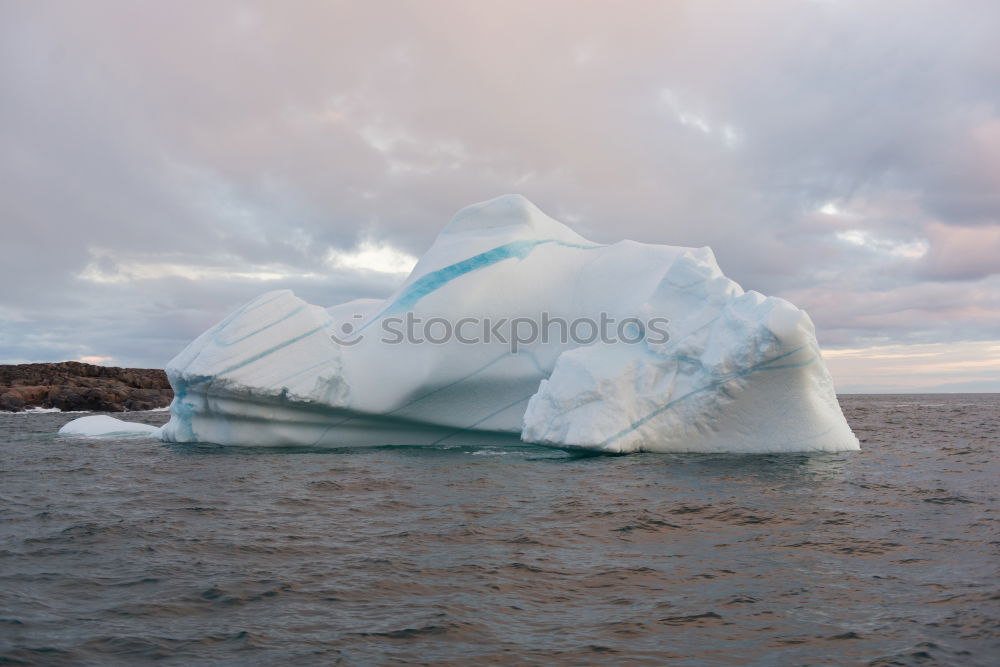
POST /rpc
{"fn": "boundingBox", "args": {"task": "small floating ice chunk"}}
[58,415,162,438]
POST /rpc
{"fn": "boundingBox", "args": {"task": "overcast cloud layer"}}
[1,1,998,391]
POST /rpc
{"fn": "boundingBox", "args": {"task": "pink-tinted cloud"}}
[918,223,1000,280]
[1,0,998,387]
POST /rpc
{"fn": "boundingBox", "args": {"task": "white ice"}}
[58,415,162,437]
[151,194,859,453]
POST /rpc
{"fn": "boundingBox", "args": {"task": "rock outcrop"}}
[0,361,172,412]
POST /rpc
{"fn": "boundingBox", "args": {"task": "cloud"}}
[78,355,114,365]
[784,274,1000,347]
[326,240,418,275]
[916,223,1000,281]
[824,341,1000,393]
[834,229,929,260]
[0,0,998,388]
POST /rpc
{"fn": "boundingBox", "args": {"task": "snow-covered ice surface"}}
[58,415,161,438]
[155,195,857,453]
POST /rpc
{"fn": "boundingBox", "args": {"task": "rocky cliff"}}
[0,361,173,412]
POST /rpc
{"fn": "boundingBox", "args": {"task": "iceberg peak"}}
[444,194,546,234]
[440,194,590,245]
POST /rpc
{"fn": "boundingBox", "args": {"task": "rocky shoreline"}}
[0,361,173,412]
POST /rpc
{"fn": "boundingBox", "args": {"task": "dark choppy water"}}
[1,395,998,665]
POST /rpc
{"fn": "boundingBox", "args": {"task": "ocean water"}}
[1,395,997,665]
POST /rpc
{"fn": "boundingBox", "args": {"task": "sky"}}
[1,0,998,392]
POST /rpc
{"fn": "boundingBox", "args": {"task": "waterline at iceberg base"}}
[71,195,860,453]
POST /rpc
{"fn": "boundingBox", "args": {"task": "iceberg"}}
[58,414,161,437]
[150,194,857,453]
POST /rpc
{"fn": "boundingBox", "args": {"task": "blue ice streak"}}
[361,238,601,330]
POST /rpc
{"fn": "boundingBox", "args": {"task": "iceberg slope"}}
[161,194,859,453]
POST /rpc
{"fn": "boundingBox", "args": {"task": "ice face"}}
[159,194,859,453]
